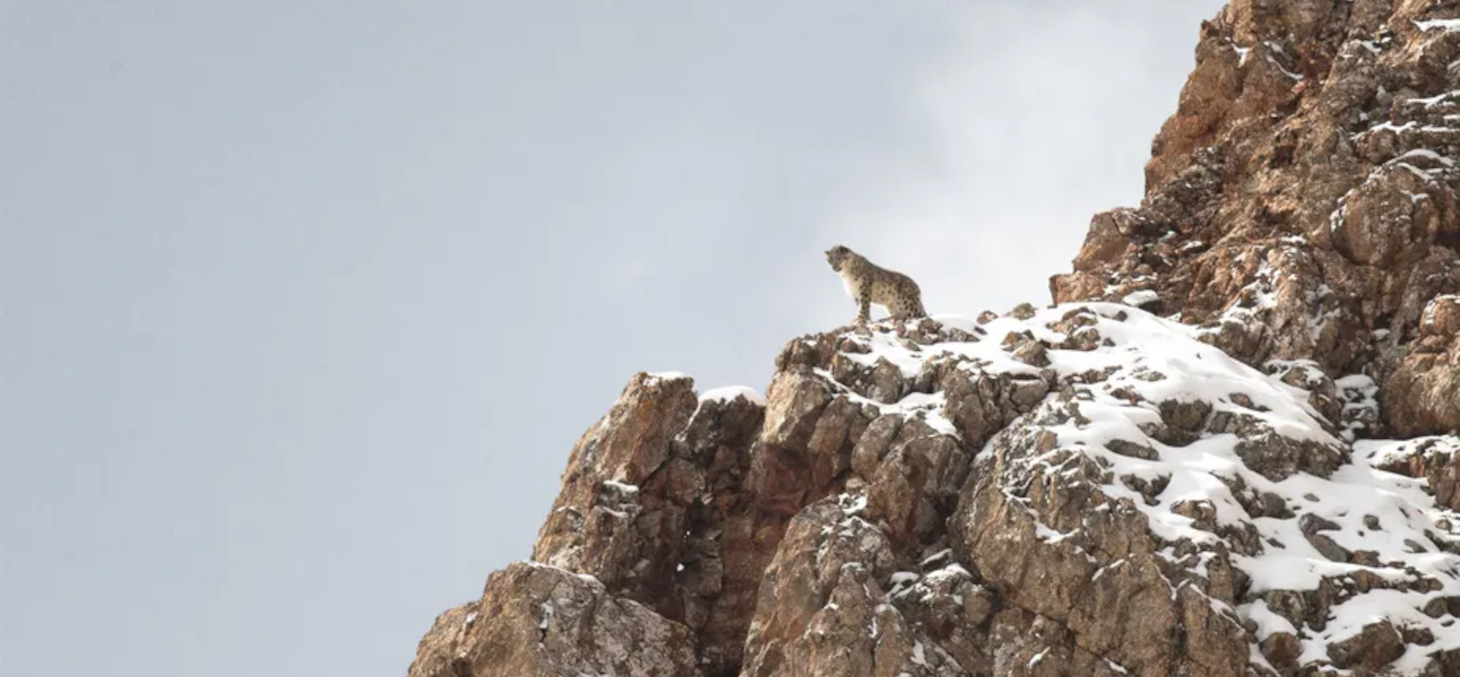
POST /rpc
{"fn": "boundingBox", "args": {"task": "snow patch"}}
[602,480,639,494]
[1416,18,1460,33]
[813,303,1460,674]
[1122,289,1160,307]
[698,385,766,407]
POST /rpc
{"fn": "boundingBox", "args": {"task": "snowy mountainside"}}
[408,2,1460,674]
[807,304,1460,675]
[410,301,1460,677]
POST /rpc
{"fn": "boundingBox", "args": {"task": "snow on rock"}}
[929,314,977,334]
[1336,373,1381,442]
[1416,18,1460,33]
[420,298,1460,677]
[411,5,1460,674]
[1121,289,1160,308]
[785,303,1460,675]
[698,385,767,407]
[600,479,639,495]
[1421,294,1460,337]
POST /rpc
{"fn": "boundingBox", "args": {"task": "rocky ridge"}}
[1049,0,1460,439]
[410,1,1460,675]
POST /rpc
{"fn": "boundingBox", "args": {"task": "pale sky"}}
[1,1,1225,675]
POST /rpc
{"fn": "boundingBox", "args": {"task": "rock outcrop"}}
[410,563,701,677]
[1049,0,1460,439]
[409,2,1460,675]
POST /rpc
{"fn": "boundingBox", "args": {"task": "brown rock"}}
[1385,341,1460,437]
[1386,296,1460,436]
[760,370,833,451]
[951,411,1251,677]
[1327,620,1405,670]
[532,372,699,594]
[1072,208,1144,272]
[408,563,700,677]
[739,496,899,677]
[1370,436,1460,510]
[407,601,479,677]
[1049,0,1460,402]
[411,2,1460,675]
[1422,295,1460,338]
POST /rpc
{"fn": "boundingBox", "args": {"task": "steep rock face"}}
[1386,295,1460,436]
[412,306,1460,676]
[410,2,1460,676]
[1049,0,1460,436]
[528,372,779,675]
[409,563,700,677]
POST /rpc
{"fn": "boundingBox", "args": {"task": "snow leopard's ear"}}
[825,246,848,269]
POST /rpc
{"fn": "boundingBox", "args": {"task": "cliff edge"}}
[410,2,1460,675]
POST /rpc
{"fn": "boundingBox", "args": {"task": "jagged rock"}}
[864,417,969,546]
[1425,295,1460,338]
[739,496,900,677]
[1071,208,1148,273]
[531,372,700,601]
[676,390,770,671]
[1368,435,1460,510]
[1049,0,1460,436]
[412,303,1460,676]
[524,375,773,674]
[411,2,1460,675]
[1327,620,1405,671]
[407,601,479,677]
[937,365,1021,446]
[760,370,833,452]
[408,563,700,677]
[987,608,1139,677]
[950,406,1251,677]
[1386,296,1460,436]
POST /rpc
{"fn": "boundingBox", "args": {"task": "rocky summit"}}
[409,2,1460,676]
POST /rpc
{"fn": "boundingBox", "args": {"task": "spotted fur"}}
[824,245,927,324]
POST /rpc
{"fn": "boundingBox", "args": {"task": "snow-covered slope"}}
[805,304,1460,675]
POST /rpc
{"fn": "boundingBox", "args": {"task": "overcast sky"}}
[1,1,1225,675]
